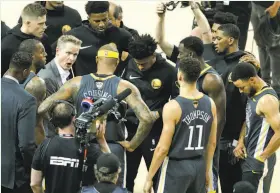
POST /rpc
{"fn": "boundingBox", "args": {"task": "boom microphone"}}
[99,88,132,115]
[115,88,132,102]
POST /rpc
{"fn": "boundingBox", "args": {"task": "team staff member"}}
[38,35,82,138]
[18,39,47,145]
[59,1,132,76]
[1,3,52,77]
[120,34,178,191]
[38,43,157,187]
[108,2,139,76]
[2,52,37,193]
[168,36,226,192]
[144,57,217,193]
[30,101,110,193]
[19,1,82,45]
[232,63,280,192]
[155,2,237,66]
[213,23,276,193]
[108,2,139,39]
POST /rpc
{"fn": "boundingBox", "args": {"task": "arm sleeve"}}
[167,45,179,64]
[18,97,37,169]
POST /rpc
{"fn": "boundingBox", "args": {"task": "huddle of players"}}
[4,1,280,193]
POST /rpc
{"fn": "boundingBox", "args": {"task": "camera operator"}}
[38,43,157,188]
[30,101,110,193]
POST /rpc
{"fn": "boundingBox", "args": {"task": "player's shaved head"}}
[96,43,119,68]
[99,43,119,53]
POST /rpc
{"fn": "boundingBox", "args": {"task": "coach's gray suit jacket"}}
[38,59,64,137]
[38,59,63,97]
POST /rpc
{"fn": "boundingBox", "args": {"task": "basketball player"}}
[18,39,47,145]
[144,57,217,193]
[38,43,157,187]
[232,62,280,192]
[176,36,226,192]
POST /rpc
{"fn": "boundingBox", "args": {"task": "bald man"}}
[109,2,139,39]
[38,43,158,187]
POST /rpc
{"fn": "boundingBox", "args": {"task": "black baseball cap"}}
[233,181,255,193]
[96,153,120,174]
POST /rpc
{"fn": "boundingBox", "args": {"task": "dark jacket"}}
[122,54,179,137]
[1,24,53,77]
[58,21,133,76]
[120,21,139,39]
[18,5,82,45]
[1,77,37,189]
[205,48,258,140]
[1,21,10,39]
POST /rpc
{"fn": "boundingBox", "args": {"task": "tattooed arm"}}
[38,77,82,115]
[118,80,156,151]
[25,77,47,145]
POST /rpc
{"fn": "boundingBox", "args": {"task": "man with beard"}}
[213,23,276,193]
[38,43,157,188]
[60,1,133,76]
[18,39,48,145]
[1,51,37,193]
[1,3,52,77]
[19,1,82,45]
[231,62,280,192]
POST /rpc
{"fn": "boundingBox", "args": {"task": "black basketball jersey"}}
[168,95,213,159]
[197,64,218,95]
[245,87,278,158]
[75,73,123,142]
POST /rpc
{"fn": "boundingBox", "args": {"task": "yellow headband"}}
[97,50,119,59]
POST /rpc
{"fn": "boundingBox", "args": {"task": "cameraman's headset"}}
[49,100,77,128]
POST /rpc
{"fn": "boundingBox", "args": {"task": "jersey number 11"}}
[185,125,204,150]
